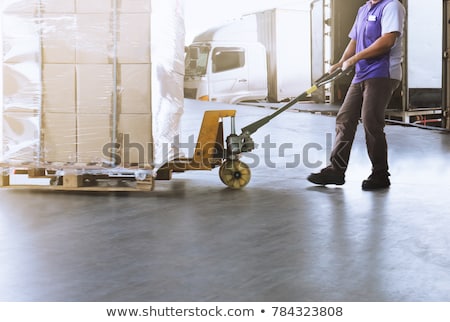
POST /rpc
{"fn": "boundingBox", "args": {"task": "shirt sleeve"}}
[381,1,406,35]
[348,7,363,40]
[348,19,357,40]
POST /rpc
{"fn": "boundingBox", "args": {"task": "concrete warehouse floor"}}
[1,99,450,302]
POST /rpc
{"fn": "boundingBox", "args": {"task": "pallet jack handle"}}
[240,67,350,136]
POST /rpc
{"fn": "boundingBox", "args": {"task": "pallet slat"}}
[1,184,153,192]
[1,175,10,187]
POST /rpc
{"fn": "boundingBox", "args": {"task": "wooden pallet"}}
[0,168,154,192]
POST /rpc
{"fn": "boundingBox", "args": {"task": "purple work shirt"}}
[349,0,405,83]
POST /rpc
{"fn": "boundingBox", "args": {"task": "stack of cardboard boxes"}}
[1,0,184,170]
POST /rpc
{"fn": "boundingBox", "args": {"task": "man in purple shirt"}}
[308,0,406,190]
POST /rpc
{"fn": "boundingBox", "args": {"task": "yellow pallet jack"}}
[156,68,348,189]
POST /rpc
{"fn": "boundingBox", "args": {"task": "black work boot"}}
[362,171,391,190]
[307,166,345,186]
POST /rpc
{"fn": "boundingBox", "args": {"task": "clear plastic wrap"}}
[1,0,185,178]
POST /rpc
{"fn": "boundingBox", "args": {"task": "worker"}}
[307,0,406,190]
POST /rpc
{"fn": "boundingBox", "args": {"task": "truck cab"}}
[184,9,312,104]
[184,41,267,104]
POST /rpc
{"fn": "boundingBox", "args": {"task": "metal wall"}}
[329,0,362,103]
[406,0,442,110]
[310,0,325,102]
[444,0,450,129]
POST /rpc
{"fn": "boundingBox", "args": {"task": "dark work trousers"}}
[330,78,400,174]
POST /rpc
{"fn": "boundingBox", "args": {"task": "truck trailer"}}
[184,8,312,104]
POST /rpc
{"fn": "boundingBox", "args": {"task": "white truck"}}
[184,8,312,104]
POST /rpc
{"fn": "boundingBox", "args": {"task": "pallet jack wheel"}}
[219,160,251,189]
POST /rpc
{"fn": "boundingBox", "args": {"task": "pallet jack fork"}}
[156,68,348,189]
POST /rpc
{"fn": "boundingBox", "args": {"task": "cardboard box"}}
[1,0,38,14]
[151,0,185,75]
[42,64,76,113]
[2,62,41,112]
[42,113,77,162]
[41,0,75,13]
[76,13,113,64]
[2,13,40,64]
[76,0,151,14]
[77,114,112,163]
[119,0,151,13]
[117,14,150,63]
[42,14,77,63]
[2,37,41,64]
[119,64,151,114]
[118,114,152,166]
[2,14,39,39]
[76,64,114,114]
[76,0,111,13]
[1,112,39,162]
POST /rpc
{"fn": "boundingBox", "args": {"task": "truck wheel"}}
[219,160,251,189]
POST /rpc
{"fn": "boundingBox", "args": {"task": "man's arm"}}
[342,31,400,70]
[330,39,356,73]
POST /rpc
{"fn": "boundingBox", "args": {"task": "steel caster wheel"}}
[219,160,251,189]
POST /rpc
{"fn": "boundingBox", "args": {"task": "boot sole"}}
[307,177,345,186]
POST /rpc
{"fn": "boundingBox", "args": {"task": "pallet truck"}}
[156,68,348,189]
